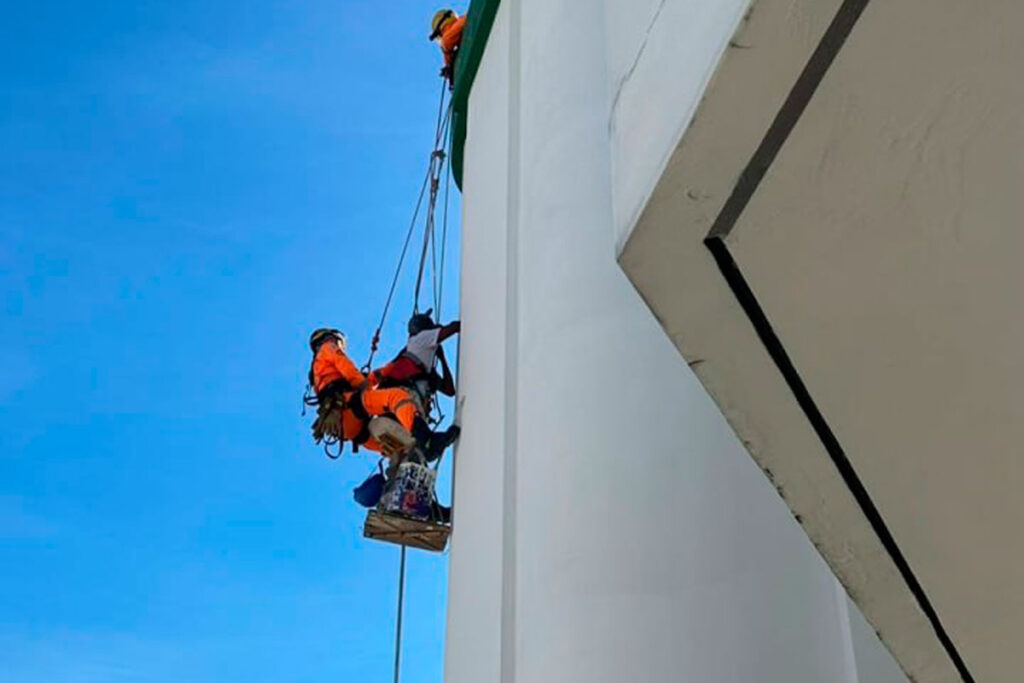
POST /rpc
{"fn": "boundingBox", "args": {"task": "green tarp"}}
[450,0,501,190]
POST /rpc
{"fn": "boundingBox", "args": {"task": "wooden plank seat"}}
[363,510,451,552]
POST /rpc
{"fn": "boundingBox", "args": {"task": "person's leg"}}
[362,387,459,460]
[415,417,460,462]
[360,437,384,454]
[338,406,384,454]
[361,388,418,432]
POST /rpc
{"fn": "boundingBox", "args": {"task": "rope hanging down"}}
[413,103,453,314]
[435,154,453,319]
[362,79,457,683]
[392,545,407,683]
[364,80,454,373]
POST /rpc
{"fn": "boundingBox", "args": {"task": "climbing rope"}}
[358,77,458,683]
[363,80,453,372]
[392,545,407,683]
[436,151,453,319]
[412,149,445,311]
[413,110,453,313]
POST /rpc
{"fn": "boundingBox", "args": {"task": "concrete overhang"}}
[618,1,1023,681]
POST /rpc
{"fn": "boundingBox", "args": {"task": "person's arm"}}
[441,16,466,61]
[440,16,466,82]
[437,320,461,343]
[435,346,456,396]
[333,347,367,387]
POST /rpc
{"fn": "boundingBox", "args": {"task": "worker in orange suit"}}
[307,328,459,459]
[430,9,466,86]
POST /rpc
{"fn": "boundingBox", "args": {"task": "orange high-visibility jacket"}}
[312,342,365,395]
[440,15,466,68]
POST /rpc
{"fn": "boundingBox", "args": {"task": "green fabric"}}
[450,0,501,190]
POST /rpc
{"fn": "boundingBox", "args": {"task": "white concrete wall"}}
[443,5,512,681]
[446,1,904,681]
[606,0,750,249]
[848,593,911,683]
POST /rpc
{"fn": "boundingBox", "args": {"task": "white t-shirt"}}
[405,328,442,369]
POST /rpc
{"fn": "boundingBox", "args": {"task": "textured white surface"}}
[444,1,902,681]
[729,1,1024,678]
[442,6,511,681]
[617,2,956,679]
[620,0,1021,680]
[607,0,750,250]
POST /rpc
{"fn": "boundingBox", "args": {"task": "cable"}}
[433,109,455,316]
[413,106,452,313]
[383,86,458,683]
[413,162,440,310]
[436,147,453,320]
[429,202,440,315]
[364,82,450,371]
[391,548,407,683]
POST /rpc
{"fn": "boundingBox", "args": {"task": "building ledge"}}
[619,0,1023,680]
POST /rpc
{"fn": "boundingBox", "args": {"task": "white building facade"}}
[444,1,909,681]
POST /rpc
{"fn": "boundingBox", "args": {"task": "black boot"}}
[412,418,461,462]
[432,501,452,525]
[425,425,460,462]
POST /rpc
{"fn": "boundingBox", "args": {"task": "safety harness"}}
[305,360,374,455]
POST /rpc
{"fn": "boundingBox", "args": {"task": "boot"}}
[424,425,460,462]
[432,501,452,525]
[412,418,461,462]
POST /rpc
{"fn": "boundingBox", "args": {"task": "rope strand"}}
[364,82,450,371]
[436,147,453,320]
[392,545,407,683]
[413,106,452,313]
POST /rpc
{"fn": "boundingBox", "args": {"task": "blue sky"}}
[1,1,464,680]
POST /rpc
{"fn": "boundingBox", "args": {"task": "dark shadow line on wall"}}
[702,0,975,679]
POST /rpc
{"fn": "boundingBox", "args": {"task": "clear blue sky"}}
[1,1,465,680]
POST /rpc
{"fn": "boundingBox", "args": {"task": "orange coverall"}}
[312,342,419,454]
[440,15,466,69]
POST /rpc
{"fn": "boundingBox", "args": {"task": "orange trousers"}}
[341,388,419,455]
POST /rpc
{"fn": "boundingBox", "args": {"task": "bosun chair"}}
[362,416,451,552]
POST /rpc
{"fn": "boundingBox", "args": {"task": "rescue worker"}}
[430,9,466,86]
[307,328,459,460]
[370,309,459,399]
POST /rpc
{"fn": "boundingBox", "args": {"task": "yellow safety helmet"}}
[429,9,456,40]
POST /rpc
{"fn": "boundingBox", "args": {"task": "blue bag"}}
[353,462,386,508]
